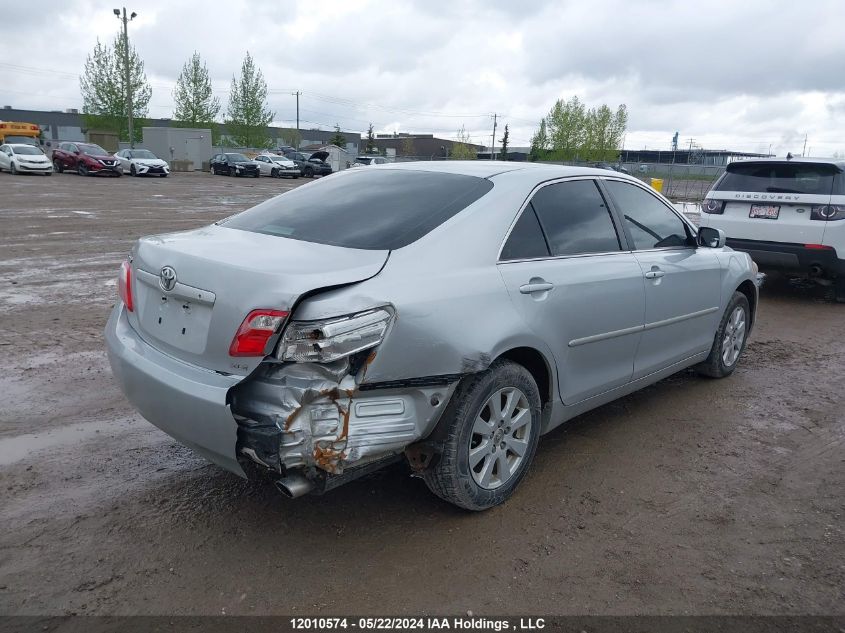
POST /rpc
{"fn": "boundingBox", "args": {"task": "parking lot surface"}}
[1,171,843,615]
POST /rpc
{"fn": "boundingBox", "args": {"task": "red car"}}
[51,142,122,177]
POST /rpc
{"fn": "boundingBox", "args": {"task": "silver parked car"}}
[105,162,759,510]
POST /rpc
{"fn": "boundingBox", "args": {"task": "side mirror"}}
[698,227,726,248]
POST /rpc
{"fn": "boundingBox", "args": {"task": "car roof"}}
[729,156,845,170]
[376,160,641,181]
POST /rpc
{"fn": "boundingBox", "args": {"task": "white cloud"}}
[2,0,845,155]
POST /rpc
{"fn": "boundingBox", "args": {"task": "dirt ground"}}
[0,170,842,616]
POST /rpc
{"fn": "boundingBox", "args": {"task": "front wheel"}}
[304,166,314,178]
[130,164,137,176]
[77,164,89,176]
[423,360,541,511]
[697,291,750,378]
[53,160,64,174]
[10,162,17,175]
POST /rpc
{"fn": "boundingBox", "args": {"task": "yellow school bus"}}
[0,121,41,145]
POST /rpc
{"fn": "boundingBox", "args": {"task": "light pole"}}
[114,8,137,148]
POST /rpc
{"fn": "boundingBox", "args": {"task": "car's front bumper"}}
[17,163,52,172]
[726,238,844,278]
[135,164,169,175]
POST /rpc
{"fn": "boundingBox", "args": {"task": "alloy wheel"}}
[468,387,532,490]
[721,306,746,367]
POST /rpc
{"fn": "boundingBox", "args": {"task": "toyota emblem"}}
[159,266,177,292]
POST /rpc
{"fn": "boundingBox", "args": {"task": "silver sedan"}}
[105,162,758,510]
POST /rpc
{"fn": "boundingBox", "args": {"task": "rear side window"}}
[530,180,621,256]
[224,169,494,250]
[500,206,550,261]
[716,162,838,195]
[605,180,691,250]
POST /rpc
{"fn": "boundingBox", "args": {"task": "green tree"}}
[365,123,376,153]
[451,125,476,160]
[529,119,548,161]
[173,52,221,143]
[225,52,274,148]
[400,137,415,156]
[79,36,151,143]
[532,97,627,162]
[499,124,509,160]
[329,124,347,148]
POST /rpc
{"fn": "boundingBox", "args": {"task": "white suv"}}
[700,157,845,302]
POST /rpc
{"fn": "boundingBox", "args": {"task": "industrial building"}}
[0,106,361,155]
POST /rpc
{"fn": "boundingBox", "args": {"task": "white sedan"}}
[254,154,300,178]
[0,143,52,175]
[115,149,170,177]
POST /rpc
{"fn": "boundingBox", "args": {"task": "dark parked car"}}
[282,150,333,178]
[593,161,629,174]
[52,142,122,177]
[210,153,260,177]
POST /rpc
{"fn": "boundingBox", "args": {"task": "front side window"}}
[529,180,621,256]
[604,180,691,250]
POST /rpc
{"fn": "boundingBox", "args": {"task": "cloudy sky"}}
[3,0,844,155]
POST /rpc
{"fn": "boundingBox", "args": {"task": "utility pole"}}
[114,8,137,147]
[291,91,301,149]
[802,134,808,157]
[490,113,497,160]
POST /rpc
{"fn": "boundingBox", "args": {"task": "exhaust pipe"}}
[274,472,315,498]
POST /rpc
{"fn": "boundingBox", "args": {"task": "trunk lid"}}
[127,224,388,376]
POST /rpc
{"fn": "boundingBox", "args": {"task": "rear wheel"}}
[834,277,845,303]
[697,291,750,378]
[423,360,541,511]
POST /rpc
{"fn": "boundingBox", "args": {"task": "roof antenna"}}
[786,152,793,161]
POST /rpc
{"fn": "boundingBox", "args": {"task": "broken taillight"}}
[118,260,134,312]
[229,309,289,357]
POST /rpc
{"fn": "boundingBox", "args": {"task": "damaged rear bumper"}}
[229,360,457,477]
[106,304,459,488]
[105,304,246,477]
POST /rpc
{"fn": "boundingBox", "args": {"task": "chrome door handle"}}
[519,282,554,294]
[644,270,665,279]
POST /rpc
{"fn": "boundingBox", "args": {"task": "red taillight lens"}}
[229,309,289,357]
[702,199,725,214]
[118,260,133,312]
[804,244,833,250]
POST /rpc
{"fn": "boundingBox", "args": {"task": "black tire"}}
[423,359,542,511]
[834,277,845,304]
[45,171,52,176]
[53,159,64,174]
[696,291,750,378]
[130,164,137,176]
[293,174,299,179]
[271,168,279,178]
[252,171,259,178]
[160,173,167,178]
[10,162,17,175]
[304,166,314,178]
[77,164,88,177]
[228,166,235,176]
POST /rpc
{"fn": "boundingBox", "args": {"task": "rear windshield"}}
[223,169,494,250]
[715,162,840,195]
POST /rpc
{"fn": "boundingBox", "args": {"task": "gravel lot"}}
[0,170,842,616]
